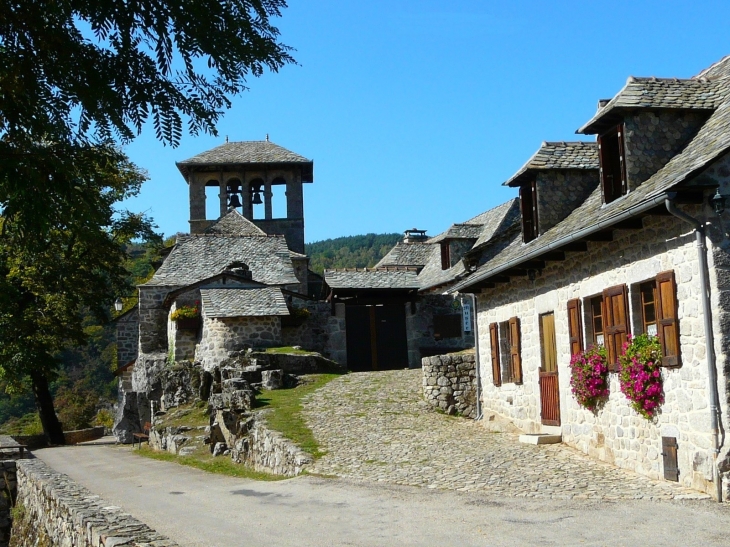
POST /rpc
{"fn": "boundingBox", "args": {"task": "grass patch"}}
[255,373,342,459]
[134,444,287,481]
[157,402,210,429]
[264,346,317,355]
[0,412,43,435]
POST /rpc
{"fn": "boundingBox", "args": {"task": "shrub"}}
[569,345,610,412]
[618,334,664,420]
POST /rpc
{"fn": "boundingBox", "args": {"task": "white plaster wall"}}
[476,211,728,496]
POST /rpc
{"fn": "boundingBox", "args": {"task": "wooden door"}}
[539,313,561,426]
[345,305,373,372]
[375,304,409,369]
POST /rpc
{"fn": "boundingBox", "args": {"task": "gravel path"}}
[302,369,709,501]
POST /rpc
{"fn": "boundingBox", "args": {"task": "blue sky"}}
[121,0,729,243]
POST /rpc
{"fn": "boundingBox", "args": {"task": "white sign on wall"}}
[462,304,472,332]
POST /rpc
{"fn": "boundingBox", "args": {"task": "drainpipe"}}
[665,193,723,502]
[459,292,482,420]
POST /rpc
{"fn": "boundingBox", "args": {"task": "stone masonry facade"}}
[115,308,139,366]
[195,316,282,370]
[536,170,597,235]
[477,209,727,496]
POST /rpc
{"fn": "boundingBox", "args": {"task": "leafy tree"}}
[0,1,294,442]
[0,0,294,146]
[306,233,402,274]
[0,144,158,443]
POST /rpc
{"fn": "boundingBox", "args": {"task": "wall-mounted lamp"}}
[711,188,726,216]
[114,298,124,312]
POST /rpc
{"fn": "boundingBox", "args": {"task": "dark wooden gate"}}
[539,313,561,426]
[345,304,408,372]
[662,436,679,481]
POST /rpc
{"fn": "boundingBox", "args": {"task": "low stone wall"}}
[10,459,179,546]
[422,351,477,418]
[232,419,313,477]
[63,426,105,445]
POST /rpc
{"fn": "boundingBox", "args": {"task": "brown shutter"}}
[617,124,627,194]
[662,436,679,481]
[656,270,681,368]
[440,242,450,270]
[598,134,608,202]
[489,323,501,387]
[509,317,522,384]
[531,179,539,237]
[567,299,584,356]
[603,284,629,372]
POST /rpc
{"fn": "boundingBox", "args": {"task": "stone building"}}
[113,141,342,441]
[447,57,730,500]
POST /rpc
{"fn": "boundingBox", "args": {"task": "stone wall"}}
[168,293,201,361]
[10,459,179,546]
[236,419,313,476]
[281,302,347,365]
[422,351,477,418]
[138,286,174,355]
[115,307,139,366]
[406,295,474,368]
[476,206,729,497]
[63,427,105,445]
[536,170,598,235]
[624,110,708,190]
[195,315,282,370]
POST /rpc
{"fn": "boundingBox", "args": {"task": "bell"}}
[252,191,263,205]
[228,193,242,208]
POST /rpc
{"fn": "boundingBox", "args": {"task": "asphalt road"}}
[34,444,730,547]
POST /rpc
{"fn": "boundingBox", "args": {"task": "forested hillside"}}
[305,233,401,274]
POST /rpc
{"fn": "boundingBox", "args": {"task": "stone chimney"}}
[403,228,428,243]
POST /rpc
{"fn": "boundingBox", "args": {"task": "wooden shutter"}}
[662,436,679,481]
[656,270,681,368]
[440,242,450,270]
[617,124,627,194]
[566,299,584,356]
[603,284,629,372]
[519,181,538,243]
[508,317,522,384]
[489,323,501,387]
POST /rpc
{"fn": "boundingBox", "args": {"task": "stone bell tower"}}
[176,139,314,254]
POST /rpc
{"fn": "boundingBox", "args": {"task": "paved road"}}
[37,444,730,547]
[304,370,706,500]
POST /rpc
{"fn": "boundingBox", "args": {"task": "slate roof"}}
[375,241,432,268]
[204,210,267,236]
[417,199,520,291]
[427,224,483,243]
[324,269,420,290]
[503,142,599,187]
[454,85,730,292]
[178,140,311,166]
[200,287,289,318]
[146,234,300,287]
[579,77,723,134]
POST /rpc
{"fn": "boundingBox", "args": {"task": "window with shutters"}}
[632,271,681,368]
[598,125,627,204]
[519,180,538,243]
[603,284,630,371]
[489,317,523,385]
[539,312,558,372]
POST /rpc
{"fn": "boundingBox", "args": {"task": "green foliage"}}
[618,334,664,420]
[0,412,43,436]
[255,373,343,458]
[94,408,114,430]
[305,233,402,274]
[0,0,294,147]
[54,385,99,431]
[170,304,201,321]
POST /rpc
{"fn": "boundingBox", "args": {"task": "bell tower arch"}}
[176,139,313,253]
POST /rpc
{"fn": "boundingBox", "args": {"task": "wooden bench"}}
[0,436,27,459]
[132,422,151,449]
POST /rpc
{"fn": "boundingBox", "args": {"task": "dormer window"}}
[440,241,451,270]
[519,180,538,243]
[598,125,627,204]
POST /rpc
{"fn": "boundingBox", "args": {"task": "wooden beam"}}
[504,268,528,277]
[541,251,566,261]
[523,260,546,269]
[491,275,511,283]
[582,231,613,242]
[561,242,588,252]
[613,218,643,230]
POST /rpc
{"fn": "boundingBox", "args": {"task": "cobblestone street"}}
[303,369,710,500]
